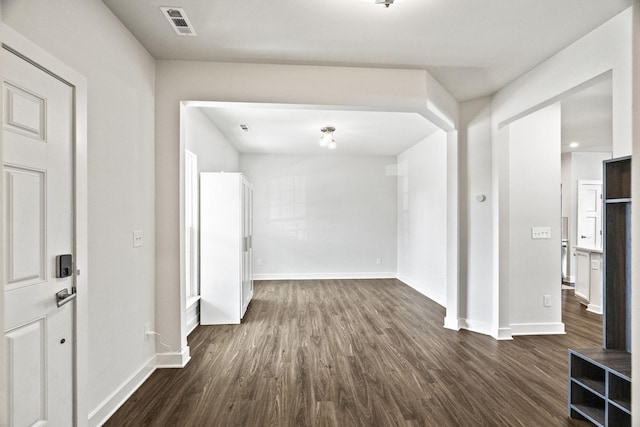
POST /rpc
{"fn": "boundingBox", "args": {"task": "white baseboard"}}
[458,318,495,337]
[443,316,461,331]
[156,346,191,368]
[88,346,191,426]
[496,327,513,340]
[587,304,603,315]
[510,322,566,336]
[88,355,157,427]
[254,272,396,280]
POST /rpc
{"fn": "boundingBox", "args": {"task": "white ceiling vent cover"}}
[160,7,197,36]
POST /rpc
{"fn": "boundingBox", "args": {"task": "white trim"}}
[496,327,514,340]
[253,272,397,281]
[186,295,201,308]
[88,356,157,427]
[1,23,89,427]
[510,322,566,336]
[586,304,603,315]
[156,346,191,369]
[186,298,200,336]
[458,318,495,337]
[443,317,461,331]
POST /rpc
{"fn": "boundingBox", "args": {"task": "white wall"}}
[457,97,494,334]
[241,154,397,279]
[489,8,632,338]
[507,104,564,334]
[185,107,239,173]
[397,131,448,306]
[1,0,157,423]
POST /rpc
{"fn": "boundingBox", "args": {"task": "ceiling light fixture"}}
[569,142,580,148]
[375,0,394,7]
[320,127,337,150]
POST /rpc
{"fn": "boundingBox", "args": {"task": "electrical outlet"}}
[257,258,263,266]
[144,323,151,341]
[543,295,551,307]
[376,257,381,265]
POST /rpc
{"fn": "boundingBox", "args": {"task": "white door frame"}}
[1,23,88,427]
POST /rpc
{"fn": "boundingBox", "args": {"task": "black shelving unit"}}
[568,156,632,426]
[568,349,631,427]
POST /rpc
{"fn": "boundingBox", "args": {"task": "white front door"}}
[577,180,602,250]
[3,47,75,426]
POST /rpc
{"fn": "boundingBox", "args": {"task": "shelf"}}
[603,156,630,200]
[571,377,605,397]
[570,403,605,427]
[568,349,631,427]
[609,373,631,412]
[607,404,631,427]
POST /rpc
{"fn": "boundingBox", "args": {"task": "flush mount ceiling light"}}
[320,127,337,150]
[375,0,394,8]
[569,142,580,148]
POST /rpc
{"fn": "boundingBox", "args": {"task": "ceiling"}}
[196,104,440,156]
[103,0,623,156]
[102,0,630,101]
[561,77,613,154]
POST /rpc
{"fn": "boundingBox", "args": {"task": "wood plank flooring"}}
[105,279,600,426]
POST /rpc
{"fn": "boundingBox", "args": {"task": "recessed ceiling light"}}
[569,142,579,148]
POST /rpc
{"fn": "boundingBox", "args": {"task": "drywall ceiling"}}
[196,104,440,156]
[102,0,631,101]
[561,77,613,153]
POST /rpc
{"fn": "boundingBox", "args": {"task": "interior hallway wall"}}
[241,154,397,279]
[185,107,240,173]
[507,103,563,334]
[1,0,157,422]
[396,130,448,306]
[457,97,494,335]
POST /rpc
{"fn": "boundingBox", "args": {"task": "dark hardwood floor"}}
[106,279,601,426]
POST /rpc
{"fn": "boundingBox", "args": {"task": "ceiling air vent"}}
[160,7,197,36]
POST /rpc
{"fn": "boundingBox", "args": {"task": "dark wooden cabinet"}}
[569,156,631,426]
[568,349,631,427]
[602,156,631,351]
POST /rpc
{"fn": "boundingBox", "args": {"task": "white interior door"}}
[577,180,602,249]
[3,47,75,426]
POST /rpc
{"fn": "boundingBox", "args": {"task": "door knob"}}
[56,288,77,307]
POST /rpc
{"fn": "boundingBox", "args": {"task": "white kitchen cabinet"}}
[574,246,603,314]
[200,172,253,324]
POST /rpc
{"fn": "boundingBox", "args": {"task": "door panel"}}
[6,318,46,426]
[577,181,602,250]
[5,166,45,289]
[3,47,74,426]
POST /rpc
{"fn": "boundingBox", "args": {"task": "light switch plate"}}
[133,230,143,248]
[531,227,551,239]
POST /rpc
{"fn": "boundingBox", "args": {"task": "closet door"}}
[241,178,253,317]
